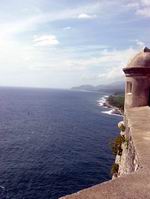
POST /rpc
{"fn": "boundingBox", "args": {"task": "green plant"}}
[124,138,129,149]
[118,121,126,132]
[111,135,125,156]
[118,146,123,156]
[111,163,119,175]
[107,95,124,111]
[119,124,126,132]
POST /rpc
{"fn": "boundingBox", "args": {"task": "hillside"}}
[72,81,125,94]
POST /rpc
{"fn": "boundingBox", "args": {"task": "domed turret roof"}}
[127,47,150,68]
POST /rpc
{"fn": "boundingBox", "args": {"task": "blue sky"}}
[0,0,150,88]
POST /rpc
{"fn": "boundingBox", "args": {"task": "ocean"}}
[0,88,121,199]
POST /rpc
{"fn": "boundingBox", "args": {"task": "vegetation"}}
[107,94,125,112]
[111,135,125,156]
[111,163,119,175]
[124,138,129,149]
[118,122,126,132]
[119,124,126,132]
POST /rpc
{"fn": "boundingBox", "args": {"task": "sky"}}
[0,0,150,88]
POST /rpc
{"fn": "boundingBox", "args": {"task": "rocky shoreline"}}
[97,95,123,116]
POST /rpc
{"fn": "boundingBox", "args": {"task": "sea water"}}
[0,88,120,199]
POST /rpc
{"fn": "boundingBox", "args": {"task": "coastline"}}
[97,95,123,117]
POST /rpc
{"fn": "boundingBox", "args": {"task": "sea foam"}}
[97,95,122,117]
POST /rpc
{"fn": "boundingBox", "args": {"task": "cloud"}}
[0,0,149,41]
[96,44,144,82]
[126,0,150,17]
[0,2,103,37]
[140,0,150,6]
[2,0,148,40]
[136,7,150,17]
[68,47,138,69]
[33,35,59,46]
[126,2,139,9]
[63,26,72,30]
[98,66,124,82]
[135,39,145,48]
[72,42,143,83]
[78,13,96,19]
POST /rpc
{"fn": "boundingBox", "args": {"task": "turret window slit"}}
[127,82,132,94]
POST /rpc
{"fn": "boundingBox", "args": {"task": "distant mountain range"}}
[71,81,125,94]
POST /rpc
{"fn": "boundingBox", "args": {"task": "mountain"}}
[71,81,125,94]
[71,85,96,91]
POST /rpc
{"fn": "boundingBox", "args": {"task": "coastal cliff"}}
[60,107,150,199]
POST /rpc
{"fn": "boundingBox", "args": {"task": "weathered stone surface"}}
[117,135,137,176]
[126,48,150,68]
[59,107,150,199]
[123,49,150,108]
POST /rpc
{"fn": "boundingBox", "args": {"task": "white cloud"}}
[0,2,103,38]
[126,2,139,9]
[33,35,59,46]
[67,47,138,69]
[63,26,72,30]
[135,39,145,48]
[140,0,150,6]
[98,66,124,82]
[78,13,96,19]
[71,43,143,83]
[126,0,150,17]
[0,0,149,41]
[136,7,150,17]
[120,0,150,18]
[96,45,144,82]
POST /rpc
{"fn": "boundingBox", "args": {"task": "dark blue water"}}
[0,88,120,199]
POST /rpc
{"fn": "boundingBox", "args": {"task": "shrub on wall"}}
[111,135,125,156]
[118,121,126,132]
[124,138,129,149]
[111,163,119,175]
